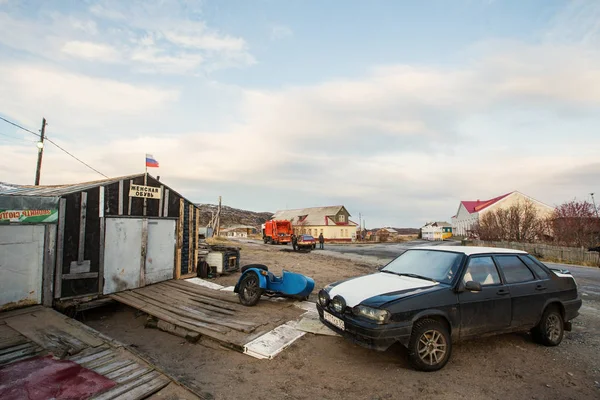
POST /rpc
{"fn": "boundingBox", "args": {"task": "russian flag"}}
[145,154,159,168]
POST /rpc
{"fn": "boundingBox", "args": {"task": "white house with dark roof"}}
[271,205,358,241]
[451,191,555,236]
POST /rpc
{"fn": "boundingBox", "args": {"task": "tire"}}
[238,272,263,306]
[312,244,316,250]
[407,318,452,372]
[198,261,209,278]
[263,237,267,244]
[531,306,564,346]
[241,264,268,273]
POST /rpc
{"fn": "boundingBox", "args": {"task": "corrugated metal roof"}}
[272,205,354,226]
[0,174,144,197]
[461,192,513,214]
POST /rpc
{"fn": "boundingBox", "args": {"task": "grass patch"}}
[537,256,600,268]
[206,236,232,245]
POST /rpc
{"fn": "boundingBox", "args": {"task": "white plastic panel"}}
[145,219,176,285]
[103,218,143,294]
[0,225,45,309]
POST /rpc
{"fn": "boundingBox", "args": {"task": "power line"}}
[0,116,40,138]
[44,136,109,178]
[0,114,109,179]
[0,131,38,143]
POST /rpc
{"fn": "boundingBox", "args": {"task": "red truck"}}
[262,220,293,244]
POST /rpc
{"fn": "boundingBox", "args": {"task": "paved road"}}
[322,240,600,301]
[323,239,458,259]
[233,238,600,301]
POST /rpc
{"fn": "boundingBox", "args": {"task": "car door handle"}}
[535,285,547,291]
[496,289,509,296]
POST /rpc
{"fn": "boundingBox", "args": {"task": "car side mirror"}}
[464,281,482,292]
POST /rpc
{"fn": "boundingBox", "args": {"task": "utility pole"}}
[591,193,599,219]
[215,196,222,236]
[34,118,47,185]
[359,212,362,241]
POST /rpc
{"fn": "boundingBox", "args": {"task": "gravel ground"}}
[82,241,600,400]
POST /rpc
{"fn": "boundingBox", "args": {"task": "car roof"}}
[411,245,528,256]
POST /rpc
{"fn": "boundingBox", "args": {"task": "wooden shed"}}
[0,174,201,304]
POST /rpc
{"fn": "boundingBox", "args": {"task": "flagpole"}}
[143,154,147,216]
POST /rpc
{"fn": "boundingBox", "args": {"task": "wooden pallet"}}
[67,345,170,400]
[0,306,198,400]
[110,280,302,351]
[0,325,45,367]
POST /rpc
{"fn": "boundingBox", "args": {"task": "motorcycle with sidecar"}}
[234,264,315,306]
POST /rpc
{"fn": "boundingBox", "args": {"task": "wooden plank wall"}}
[54,198,66,299]
[176,198,184,279]
[188,204,194,276]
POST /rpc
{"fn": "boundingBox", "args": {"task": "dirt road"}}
[83,241,600,400]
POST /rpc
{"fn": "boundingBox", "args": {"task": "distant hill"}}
[393,228,420,235]
[367,227,420,235]
[196,204,273,228]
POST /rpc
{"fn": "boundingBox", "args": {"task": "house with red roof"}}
[451,191,555,237]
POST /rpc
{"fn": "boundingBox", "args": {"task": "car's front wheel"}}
[408,318,452,372]
[531,305,564,346]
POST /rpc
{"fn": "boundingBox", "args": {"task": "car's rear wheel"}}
[531,305,564,346]
[408,318,452,372]
[238,273,263,306]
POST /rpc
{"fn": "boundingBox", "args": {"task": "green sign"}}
[0,209,58,224]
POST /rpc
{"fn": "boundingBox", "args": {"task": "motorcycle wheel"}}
[238,273,263,306]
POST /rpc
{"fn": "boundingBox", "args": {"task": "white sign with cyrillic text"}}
[129,184,161,199]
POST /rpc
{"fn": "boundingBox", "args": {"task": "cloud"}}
[270,25,293,41]
[0,63,179,132]
[130,46,204,74]
[2,1,600,227]
[89,3,126,20]
[0,2,255,75]
[3,34,600,225]
[163,31,247,51]
[61,41,120,61]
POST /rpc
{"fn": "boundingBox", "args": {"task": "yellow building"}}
[272,205,358,242]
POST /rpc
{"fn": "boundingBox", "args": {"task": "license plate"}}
[323,311,345,331]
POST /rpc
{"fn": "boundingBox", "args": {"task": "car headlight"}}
[331,295,346,313]
[353,305,390,324]
[318,289,330,306]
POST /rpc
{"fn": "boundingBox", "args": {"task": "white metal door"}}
[0,225,45,309]
[145,219,176,284]
[103,218,143,294]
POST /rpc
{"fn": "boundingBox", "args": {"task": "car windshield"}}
[381,250,464,284]
[302,235,314,240]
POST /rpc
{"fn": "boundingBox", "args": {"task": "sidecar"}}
[234,264,315,306]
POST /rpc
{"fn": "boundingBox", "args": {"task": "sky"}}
[0,0,599,228]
